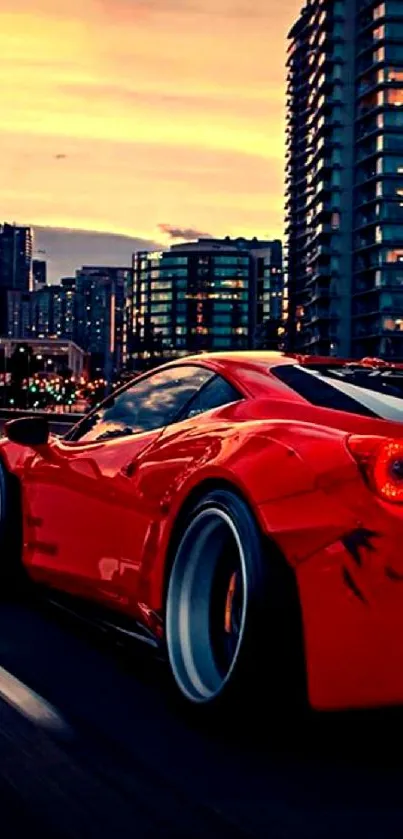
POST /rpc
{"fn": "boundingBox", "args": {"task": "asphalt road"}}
[0,599,403,839]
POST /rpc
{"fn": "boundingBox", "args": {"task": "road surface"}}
[0,597,403,838]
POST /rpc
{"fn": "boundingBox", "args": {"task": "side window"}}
[70,366,214,442]
[180,375,242,420]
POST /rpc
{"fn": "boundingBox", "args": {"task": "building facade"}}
[75,266,131,379]
[126,238,283,366]
[286,0,403,359]
[4,266,131,380]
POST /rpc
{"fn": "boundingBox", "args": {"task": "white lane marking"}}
[0,664,70,734]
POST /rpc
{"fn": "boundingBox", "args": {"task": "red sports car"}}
[2,351,403,714]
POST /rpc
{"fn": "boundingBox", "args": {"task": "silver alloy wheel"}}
[166,507,248,704]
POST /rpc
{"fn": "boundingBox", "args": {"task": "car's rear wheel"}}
[165,489,306,718]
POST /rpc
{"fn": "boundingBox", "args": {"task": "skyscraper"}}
[0,223,33,334]
[286,0,403,359]
[75,266,131,379]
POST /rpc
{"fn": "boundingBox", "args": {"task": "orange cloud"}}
[0,0,302,243]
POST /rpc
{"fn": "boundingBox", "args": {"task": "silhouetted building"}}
[286,0,403,359]
[32,259,47,291]
[0,223,33,335]
[0,338,86,380]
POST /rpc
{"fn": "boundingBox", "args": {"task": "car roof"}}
[170,351,292,370]
[162,352,403,373]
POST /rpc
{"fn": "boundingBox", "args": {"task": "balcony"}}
[301,329,333,348]
[355,166,378,184]
[303,307,332,325]
[356,55,385,80]
[308,285,331,304]
[354,235,378,250]
[354,190,378,210]
[352,302,381,318]
[356,117,381,140]
[355,143,379,163]
[354,214,378,230]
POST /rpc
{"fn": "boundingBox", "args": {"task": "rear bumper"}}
[296,531,403,710]
[258,478,403,711]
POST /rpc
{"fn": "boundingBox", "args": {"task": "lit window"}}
[387,89,403,106]
[373,25,385,40]
[387,250,403,263]
[384,317,403,332]
[388,70,403,83]
[374,3,385,21]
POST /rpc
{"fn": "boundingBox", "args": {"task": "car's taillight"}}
[347,434,403,503]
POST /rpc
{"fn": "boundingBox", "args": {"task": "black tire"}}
[0,460,26,595]
[164,488,307,723]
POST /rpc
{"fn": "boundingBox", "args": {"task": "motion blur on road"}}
[0,595,403,839]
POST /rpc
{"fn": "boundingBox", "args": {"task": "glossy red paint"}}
[2,350,403,711]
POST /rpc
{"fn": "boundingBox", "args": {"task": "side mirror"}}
[4,416,50,447]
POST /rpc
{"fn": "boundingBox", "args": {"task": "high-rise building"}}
[9,276,80,350]
[75,266,131,379]
[0,223,33,335]
[7,290,32,339]
[59,278,77,342]
[0,223,33,292]
[126,238,283,366]
[285,0,403,359]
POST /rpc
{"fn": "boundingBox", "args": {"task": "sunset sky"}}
[1,0,302,260]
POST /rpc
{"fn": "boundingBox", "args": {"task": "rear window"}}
[272,364,403,422]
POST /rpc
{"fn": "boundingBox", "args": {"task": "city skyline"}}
[1,0,301,253]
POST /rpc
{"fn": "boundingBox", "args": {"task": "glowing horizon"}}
[0,0,302,247]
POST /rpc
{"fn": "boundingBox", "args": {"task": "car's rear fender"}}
[135,418,362,614]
